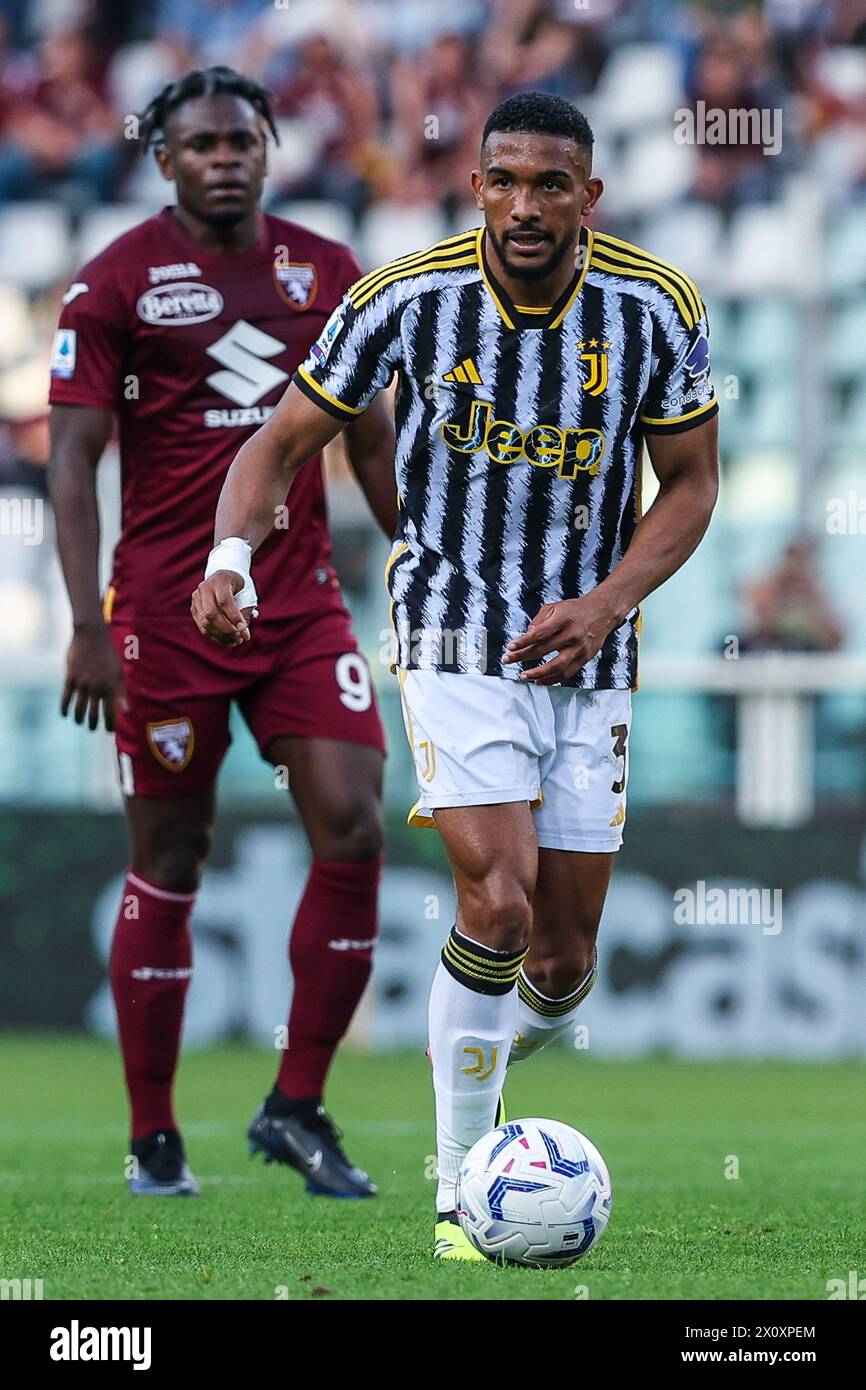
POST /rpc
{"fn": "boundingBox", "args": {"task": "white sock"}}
[428,926,526,1214]
[508,948,598,1065]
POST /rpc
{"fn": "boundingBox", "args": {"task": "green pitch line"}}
[0,1035,863,1301]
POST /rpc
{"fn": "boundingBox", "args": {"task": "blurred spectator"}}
[740,539,845,653]
[391,34,492,213]
[269,31,394,220]
[155,0,266,72]
[685,13,789,210]
[480,0,614,99]
[0,26,119,205]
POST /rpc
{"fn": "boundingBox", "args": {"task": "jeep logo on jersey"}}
[136,282,223,326]
[441,399,606,480]
[273,261,318,310]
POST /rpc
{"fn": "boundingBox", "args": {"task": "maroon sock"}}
[109,870,194,1140]
[275,856,381,1102]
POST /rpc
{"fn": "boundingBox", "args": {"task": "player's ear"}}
[470,168,484,210]
[154,145,175,185]
[582,176,603,217]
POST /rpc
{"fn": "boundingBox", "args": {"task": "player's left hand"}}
[503,594,620,685]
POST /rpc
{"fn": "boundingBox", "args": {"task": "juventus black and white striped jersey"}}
[293,224,717,689]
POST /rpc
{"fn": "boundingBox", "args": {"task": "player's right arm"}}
[193,275,402,646]
[49,404,125,731]
[48,266,129,732]
[191,383,350,645]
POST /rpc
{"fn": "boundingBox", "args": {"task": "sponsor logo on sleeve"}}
[50,328,77,378]
[61,282,89,306]
[684,328,710,381]
[309,305,345,366]
[136,282,223,326]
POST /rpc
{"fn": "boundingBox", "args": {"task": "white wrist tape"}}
[204,537,258,612]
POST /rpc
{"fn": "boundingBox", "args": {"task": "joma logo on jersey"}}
[441,399,605,478]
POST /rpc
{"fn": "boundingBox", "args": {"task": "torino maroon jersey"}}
[49,208,361,620]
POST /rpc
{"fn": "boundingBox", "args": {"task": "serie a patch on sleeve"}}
[50,328,77,379]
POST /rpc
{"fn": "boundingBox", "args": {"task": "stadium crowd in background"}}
[2,0,866,676]
[0,0,864,218]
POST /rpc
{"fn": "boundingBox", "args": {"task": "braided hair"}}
[139,66,280,153]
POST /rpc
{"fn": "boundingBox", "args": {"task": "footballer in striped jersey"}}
[193,90,719,1261]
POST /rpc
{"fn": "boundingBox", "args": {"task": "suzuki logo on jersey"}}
[203,320,289,426]
[441,399,605,479]
[136,282,223,325]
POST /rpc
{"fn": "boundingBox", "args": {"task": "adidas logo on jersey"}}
[443,357,483,386]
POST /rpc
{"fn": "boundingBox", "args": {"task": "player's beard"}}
[486,224,576,283]
[201,206,249,228]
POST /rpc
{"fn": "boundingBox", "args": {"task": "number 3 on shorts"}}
[335,653,372,712]
[611,723,629,794]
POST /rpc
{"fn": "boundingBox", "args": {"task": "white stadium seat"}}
[723,205,802,295]
[642,204,723,291]
[601,129,694,217]
[825,206,866,291]
[814,46,866,100]
[271,200,356,248]
[0,285,35,367]
[594,44,684,133]
[358,202,449,271]
[733,301,799,374]
[0,202,70,291]
[76,205,156,265]
[108,41,177,118]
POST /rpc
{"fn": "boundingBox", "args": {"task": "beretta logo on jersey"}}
[274,262,318,310]
[136,282,223,326]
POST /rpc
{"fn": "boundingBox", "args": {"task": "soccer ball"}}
[456,1117,612,1268]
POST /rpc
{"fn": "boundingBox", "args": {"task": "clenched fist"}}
[191,570,256,646]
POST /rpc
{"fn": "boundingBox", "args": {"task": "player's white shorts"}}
[397,669,631,852]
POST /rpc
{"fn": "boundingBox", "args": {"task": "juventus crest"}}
[579,338,610,396]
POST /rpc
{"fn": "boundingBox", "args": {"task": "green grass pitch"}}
[1,1035,863,1301]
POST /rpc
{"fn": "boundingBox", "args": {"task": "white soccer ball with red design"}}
[456,1117,612,1267]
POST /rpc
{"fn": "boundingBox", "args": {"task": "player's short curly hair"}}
[139,66,279,153]
[481,92,594,162]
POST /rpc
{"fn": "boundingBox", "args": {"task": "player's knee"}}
[315,800,384,862]
[135,828,212,894]
[526,943,596,998]
[461,875,533,953]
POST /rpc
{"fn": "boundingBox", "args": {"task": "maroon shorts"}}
[108,602,386,798]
